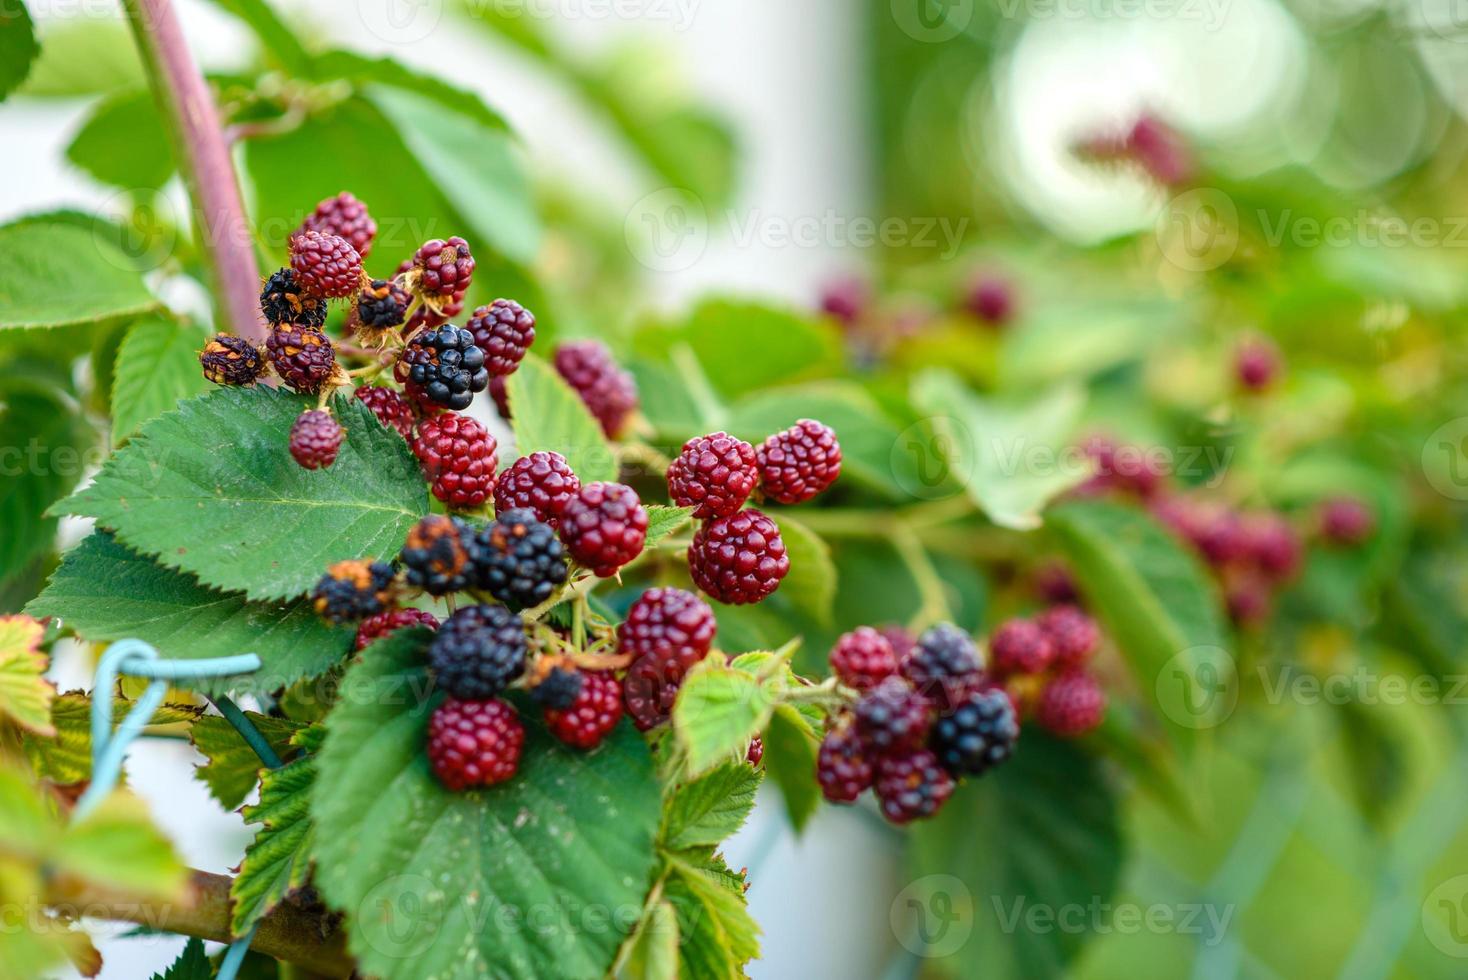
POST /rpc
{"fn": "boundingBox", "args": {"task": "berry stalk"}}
[121,0,266,341]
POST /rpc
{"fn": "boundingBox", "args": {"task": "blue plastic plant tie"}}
[76,639,270,980]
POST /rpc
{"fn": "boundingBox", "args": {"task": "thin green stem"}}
[892,523,952,631]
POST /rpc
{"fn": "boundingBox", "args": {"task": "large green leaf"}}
[504,353,618,484]
[66,91,173,191]
[27,533,353,696]
[190,711,304,810]
[661,850,760,980]
[911,368,1089,530]
[56,387,427,601]
[0,220,161,329]
[673,663,774,776]
[110,317,211,445]
[0,389,96,583]
[312,630,662,980]
[910,734,1123,978]
[365,83,540,266]
[659,762,759,851]
[0,0,38,102]
[0,615,52,735]
[1047,500,1230,745]
[232,726,321,934]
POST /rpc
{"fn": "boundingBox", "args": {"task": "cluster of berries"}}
[818,271,1018,366]
[668,421,842,604]
[816,623,1019,825]
[1074,111,1194,187]
[987,605,1107,737]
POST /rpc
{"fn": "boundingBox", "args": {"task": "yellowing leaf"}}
[0,616,55,736]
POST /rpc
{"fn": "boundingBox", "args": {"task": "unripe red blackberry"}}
[353,386,414,439]
[266,324,335,394]
[354,278,411,334]
[354,607,439,651]
[553,340,638,438]
[259,268,327,329]
[687,508,789,605]
[667,431,758,519]
[490,375,511,419]
[874,748,954,824]
[467,299,536,377]
[965,274,1014,326]
[545,672,623,750]
[828,626,898,693]
[1241,512,1301,581]
[289,231,363,299]
[296,192,377,258]
[819,276,869,327]
[493,452,581,526]
[622,653,682,731]
[746,735,764,766]
[399,514,473,596]
[200,334,265,386]
[1033,561,1081,605]
[902,623,983,710]
[429,604,527,700]
[817,719,873,803]
[397,325,489,411]
[411,414,498,510]
[428,697,523,790]
[289,410,344,470]
[854,676,932,755]
[412,237,475,300]
[618,588,716,671]
[988,619,1054,678]
[1319,496,1374,547]
[1077,435,1165,499]
[1035,604,1100,669]
[466,509,569,610]
[558,482,647,577]
[931,688,1019,776]
[756,419,842,505]
[1036,669,1106,737]
[1235,338,1280,392]
[311,560,395,624]
[1223,570,1272,628]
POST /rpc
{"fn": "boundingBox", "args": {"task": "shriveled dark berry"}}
[854,676,932,756]
[354,278,411,333]
[466,509,569,610]
[622,653,682,731]
[259,267,327,328]
[829,627,899,693]
[200,334,265,386]
[931,688,1019,776]
[687,508,788,605]
[266,324,336,394]
[411,413,498,509]
[311,560,395,624]
[427,697,523,790]
[296,192,377,258]
[428,604,527,700]
[558,482,647,577]
[354,607,439,651]
[467,299,536,377]
[493,452,581,526]
[667,431,759,519]
[397,325,488,411]
[290,230,362,299]
[353,386,414,439]
[553,340,638,438]
[289,410,344,470]
[398,515,473,596]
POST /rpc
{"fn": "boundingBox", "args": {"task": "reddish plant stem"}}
[122,0,266,341]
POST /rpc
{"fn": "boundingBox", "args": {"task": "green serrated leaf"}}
[771,515,835,626]
[56,387,427,601]
[0,0,38,102]
[151,937,212,980]
[911,369,1089,530]
[23,692,201,785]
[762,705,820,833]
[191,712,303,810]
[643,505,692,547]
[673,665,774,776]
[312,630,661,980]
[232,735,318,934]
[66,91,173,191]
[27,533,354,696]
[662,850,760,980]
[110,317,211,444]
[505,353,618,484]
[1047,499,1230,747]
[365,83,540,266]
[0,615,53,735]
[0,220,161,329]
[0,389,96,582]
[660,762,759,850]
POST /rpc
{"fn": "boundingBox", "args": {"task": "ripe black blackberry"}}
[398,325,488,411]
[467,299,536,377]
[200,334,265,386]
[311,560,395,624]
[817,718,873,803]
[265,324,335,394]
[259,268,327,329]
[428,604,527,700]
[901,623,982,710]
[528,654,583,710]
[854,676,933,755]
[355,278,411,333]
[289,410,344,470]
[398,515,472,596]
[874,748,954,824]
[467,509,569,610]
[930,688,1019,777]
